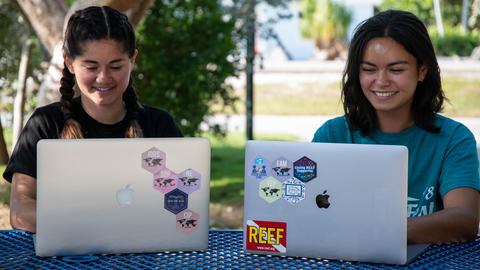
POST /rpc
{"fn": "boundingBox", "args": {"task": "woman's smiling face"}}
[359,37,427,120]
[64,39,137,111]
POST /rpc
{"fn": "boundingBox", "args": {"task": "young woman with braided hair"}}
[3,6,182,232]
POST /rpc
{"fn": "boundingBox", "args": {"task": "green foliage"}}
[135,0,240,136]
[378,0,479,57]
[378,0,472,27]
[0,1,46,113]
[378,0,435,25]
[298,0,351,48]
[429,26,480,56]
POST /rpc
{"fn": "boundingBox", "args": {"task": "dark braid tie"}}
[63,112,73,121]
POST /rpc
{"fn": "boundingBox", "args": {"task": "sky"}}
[256,0,382,60]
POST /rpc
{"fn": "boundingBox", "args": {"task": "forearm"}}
[10,195,36,232]
[10,173,37,233]
[408,207,478,244]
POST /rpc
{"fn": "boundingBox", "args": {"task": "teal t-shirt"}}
[312,115,480,217]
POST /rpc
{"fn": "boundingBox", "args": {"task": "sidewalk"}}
[208,114,480,143]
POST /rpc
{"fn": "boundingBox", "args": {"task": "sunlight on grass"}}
[227,76,479,116]
[204,132,298,205]
[442,76,480,117]
[0,166,9,205]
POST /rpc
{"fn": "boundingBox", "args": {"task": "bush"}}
[134,0,240,136]
[429,26,480,57]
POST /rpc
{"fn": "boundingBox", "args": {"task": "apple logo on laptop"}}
[116,184,134,206]
[316,190,330,208]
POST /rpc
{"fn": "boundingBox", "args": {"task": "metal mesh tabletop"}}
[1,229,479,269]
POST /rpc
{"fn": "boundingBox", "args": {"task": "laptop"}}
[35,137,210,257]
[243,140,429,265]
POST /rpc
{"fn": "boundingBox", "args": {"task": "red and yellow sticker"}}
[246,220,287,253]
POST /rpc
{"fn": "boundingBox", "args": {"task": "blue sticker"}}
[248,155,271,180]
[283,177,305,204]
[293,156,317,182]
[270,156,293,182]
[164,189,188,214]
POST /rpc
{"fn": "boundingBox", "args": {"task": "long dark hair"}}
[342,9,444,135]
[59,5,142,138]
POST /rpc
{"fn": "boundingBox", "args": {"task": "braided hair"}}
[60,5,143,138]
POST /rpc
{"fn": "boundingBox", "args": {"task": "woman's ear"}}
[63,53,75,74]
[130,49,138,66]
[418,64,428,82]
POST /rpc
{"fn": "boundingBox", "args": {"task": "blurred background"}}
[1,0,479,229]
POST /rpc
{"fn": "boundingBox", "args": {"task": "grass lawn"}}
[230,76,480,117]
[0,165,8,205]
[207,132,298,207]
[442,76,480,116]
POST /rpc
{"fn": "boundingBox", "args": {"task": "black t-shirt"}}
[3,98,183,182]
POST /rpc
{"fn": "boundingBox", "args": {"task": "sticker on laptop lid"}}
[293,156,317,182]
[259,177,282,203]
[246,220,286,253]
[153,168,178,194]
[178,168,201,194]
[283,177,305,204]
[248,155,271,180]
[142,147,166,174]
[176,209,199,233]
[164,189,188,214]
[271,157,293,182]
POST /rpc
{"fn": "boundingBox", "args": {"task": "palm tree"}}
[298,0,351,60]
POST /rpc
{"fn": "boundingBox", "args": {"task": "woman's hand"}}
[408,187,479,244]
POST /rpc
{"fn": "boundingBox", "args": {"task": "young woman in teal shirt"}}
[313,10,479,244]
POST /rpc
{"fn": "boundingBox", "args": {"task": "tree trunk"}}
[12,39,32,149]
[14,0,67,55]
[433,0,445,38]
[461,0,469,32]
[0,119,9,165]
[16,0,154,107]
[469,0,480,28]
[36,44,64,107]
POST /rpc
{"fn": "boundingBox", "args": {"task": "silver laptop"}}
[243,140,429,265]
[36,138,210,257]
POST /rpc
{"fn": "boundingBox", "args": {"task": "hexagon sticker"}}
[153,168,178,194]
[178,168,201,194]
[248,155,271,180]
[164,189,188,214]
[270,156,293,182]
[293,156,317,182]
[259,177,282,203]
[142,147,166,174]
[176,209,200,233]
[283,177,305,204]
